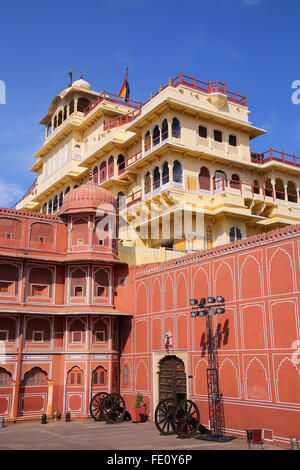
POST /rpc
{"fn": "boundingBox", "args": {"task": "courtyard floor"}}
[0,419,284,451]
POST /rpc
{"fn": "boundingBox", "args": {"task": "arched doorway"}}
[19,367,48,416]
[0,367,13,418]
[158,355,187,402]
[65,366,85,415]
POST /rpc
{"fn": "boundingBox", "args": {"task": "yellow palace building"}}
[15,72,300,264]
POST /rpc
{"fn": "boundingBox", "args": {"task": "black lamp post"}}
[190,296,234,442]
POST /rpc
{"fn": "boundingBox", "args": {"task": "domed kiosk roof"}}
[61,181,117,214]
[72,77,91,90]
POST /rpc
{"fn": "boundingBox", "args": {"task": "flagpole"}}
[126,67,129,103]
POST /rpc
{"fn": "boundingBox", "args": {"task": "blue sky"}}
[0,0,300,207]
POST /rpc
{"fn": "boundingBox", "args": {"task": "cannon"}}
[90,392,126,424]
[155,397,206,438]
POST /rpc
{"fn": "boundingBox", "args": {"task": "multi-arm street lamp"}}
[190,295,232,441]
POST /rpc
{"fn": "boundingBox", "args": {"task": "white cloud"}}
[0,180,25,208]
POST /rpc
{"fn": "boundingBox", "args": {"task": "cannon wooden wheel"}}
[172,399,200,438]
[89,392,110,421]
[103,393,126,424]
[154,398,177,435]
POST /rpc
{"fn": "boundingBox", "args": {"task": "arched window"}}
[70,268,87,297]
[275,178,285,200]
[162,119,168,141]
[67,366,83,385]
[108,156,114,178]
[172,118,181,138]
[145,130,151,151]
[65,186,70,195]
[59,192,63,208]
[199,167,210,191]
[29,266,53,298]
[117,192,126,210]
[265,179,273,198]
[229,226,242,242]
[53,195,58,213]
[42,203,47,214]
[57,110,63,127]
[94,269,109,298]
[0,368,12,386]
[144,172,151,194]
[74,185,79,189]
[153,125,160,146]
[287,181,297,203]
[100,161,107,183]
[69,100,74,115]
[92,366,107,386]
[214,170,227,191]
[53,116,57,131]
[48,200,53,214]
[153,167,160,189]
[63,105,68,121]
[173,160,182,183]
[162,162,169,185]
[253,179,260,194]
[75,144,81,159]
[230,173,241,190]
[117,154,125,174]
[23,367,47,386]
[77,98,91,113]
[93,166,99,184]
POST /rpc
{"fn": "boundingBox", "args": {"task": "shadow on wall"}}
[199,318,230,357]
[119,316,132,355]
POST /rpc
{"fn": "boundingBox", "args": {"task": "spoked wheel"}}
[172,399,200,438]
[104,393,126,424]
[89,392,110,421]
[154,398,177,435]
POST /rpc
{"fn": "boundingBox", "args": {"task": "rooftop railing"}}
[251,148,300,168]
[90,73,247,131]
[83,91,142,117]
[11,178,38,210]
[171,74,247,106]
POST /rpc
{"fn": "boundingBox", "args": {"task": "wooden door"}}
[159,356,186,402]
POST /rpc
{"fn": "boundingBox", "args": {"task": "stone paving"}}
[0,419,284,451]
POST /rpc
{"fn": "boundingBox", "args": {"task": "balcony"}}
[251,148,300,169]
[209,177,300,222]
[83,91,142,117]
[13,179,38,210]
[104,107,142,131]
[117,189,142,211]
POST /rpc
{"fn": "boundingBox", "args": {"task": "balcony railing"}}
[103,107,142,131]
[144,174,183,197]
[11,178,38,209]
[117,189,142,211]
[251,148,300,168]
[211,178,298,203]
[83,91,142,116]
